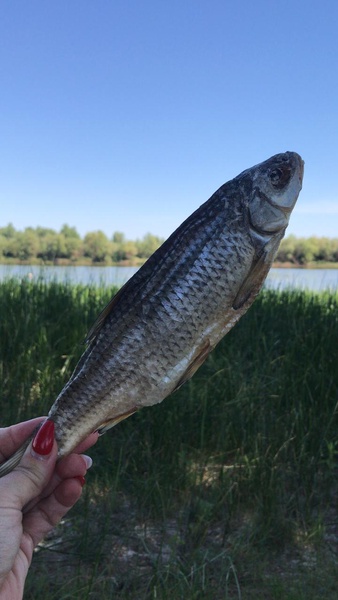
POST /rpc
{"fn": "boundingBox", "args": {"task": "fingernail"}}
[82,455,93,469]
[75,475,86,487]
[32,420,55,456]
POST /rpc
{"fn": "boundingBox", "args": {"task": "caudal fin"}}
[0,438,32,478]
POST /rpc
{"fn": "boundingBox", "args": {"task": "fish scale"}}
[0,151,304,477]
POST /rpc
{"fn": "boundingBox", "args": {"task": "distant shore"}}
[1,258,338,269]
[272,261,338,269]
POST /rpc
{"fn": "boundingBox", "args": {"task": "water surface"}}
[0,264,337,291]
[0,265,139,287]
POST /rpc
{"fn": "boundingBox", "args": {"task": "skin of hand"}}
[0,417,98,600]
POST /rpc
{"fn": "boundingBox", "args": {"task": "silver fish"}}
[0,151,304,477]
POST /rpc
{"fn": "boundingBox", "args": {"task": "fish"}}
[0,151,304,477]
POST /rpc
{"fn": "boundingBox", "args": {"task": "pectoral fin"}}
[232,253,269,310]
[172,340,211,393]
[96,407,138,436]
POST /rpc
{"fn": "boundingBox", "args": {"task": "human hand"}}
[0,417,98,600]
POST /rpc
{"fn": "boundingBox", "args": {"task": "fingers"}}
[0,415,97,513]
[22,477,86,548]
[22,446,93,548]
[0,417,98,463]
[0,418,95,554]
[0,420,58,510]
[23,452,92,513]
[56,453,92,479]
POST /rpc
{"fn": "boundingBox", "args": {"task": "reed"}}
[0,280,337,598]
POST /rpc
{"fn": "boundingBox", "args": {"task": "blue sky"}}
[1,1,337,240]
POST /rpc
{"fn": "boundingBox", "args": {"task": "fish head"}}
[228,152,304,310]
[240,151,304,238]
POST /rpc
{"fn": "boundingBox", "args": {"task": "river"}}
[0,264,337,291]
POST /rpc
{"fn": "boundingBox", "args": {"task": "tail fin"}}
[0,437,32,478]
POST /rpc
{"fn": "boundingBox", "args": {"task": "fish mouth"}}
[288,151,305,192]
[298,156,305,181]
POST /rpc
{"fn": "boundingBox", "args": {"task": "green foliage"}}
[83,230,111,262]
[0,223,16,238]
[276,234,338,264]
[0,224,164,264]
[3,224,338,267]
[18,228,40,260]
[136,232,165,258]
[112,231,126,244]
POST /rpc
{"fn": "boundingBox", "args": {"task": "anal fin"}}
[96,407,138,436]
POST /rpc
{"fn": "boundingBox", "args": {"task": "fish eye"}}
[269,166,291,190]
[270,168,283,184]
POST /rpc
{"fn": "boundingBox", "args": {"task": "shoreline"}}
[0,259,338,270]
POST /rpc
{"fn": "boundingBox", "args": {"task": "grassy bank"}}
[0,280,337,599]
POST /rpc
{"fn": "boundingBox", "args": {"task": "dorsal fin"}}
[85,280,130,344]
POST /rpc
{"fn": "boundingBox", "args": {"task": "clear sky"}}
[1,1,337,240]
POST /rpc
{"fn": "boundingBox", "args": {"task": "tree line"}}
[0,224,337,265]
[0,224,164,264]
[276,234,338,265]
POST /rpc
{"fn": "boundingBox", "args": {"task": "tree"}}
[112,231,125,245]
[277,235,297,263]
[2,238,19,258]
[121,240,138,261]
[35,226,57,239]
[293,238,316,265]
[111,238,138,262]
[60,225,82,260]
[136,233,164,259]
[38,232,67,262]
[0,235,6,257]
[0,223,16,239]
[60,224,81,239]
[83,231,110,262]
[18,229,40,260]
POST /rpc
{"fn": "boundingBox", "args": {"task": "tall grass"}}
[0,279,337,598]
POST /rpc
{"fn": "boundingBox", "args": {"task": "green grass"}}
[0,279,337,599]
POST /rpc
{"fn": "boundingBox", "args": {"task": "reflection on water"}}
[0,264,337,291]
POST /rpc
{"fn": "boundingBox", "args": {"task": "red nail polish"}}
[75,475,86,487]
[32,420,55,456]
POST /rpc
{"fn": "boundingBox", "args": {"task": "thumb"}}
[3,420,57,509]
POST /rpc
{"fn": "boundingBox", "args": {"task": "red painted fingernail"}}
[32,420,55,456]
[75,475,86,487]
